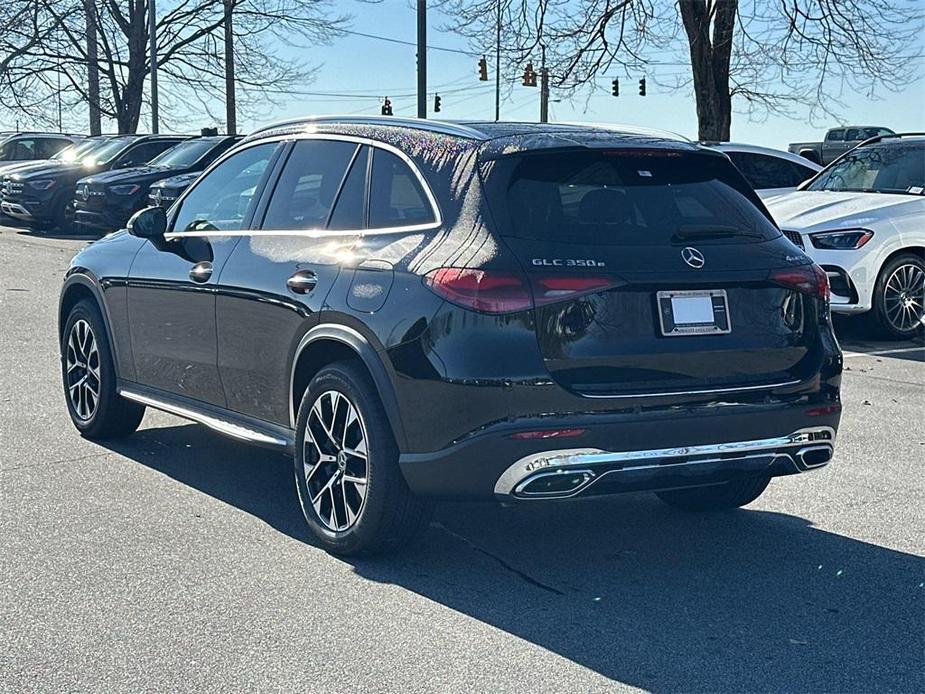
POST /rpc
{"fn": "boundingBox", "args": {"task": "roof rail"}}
[246,115,485,140]
[554,121,692,143]
[857,132,925,147]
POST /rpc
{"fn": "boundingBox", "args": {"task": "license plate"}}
[657,289,731,336]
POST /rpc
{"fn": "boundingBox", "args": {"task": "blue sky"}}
[230,1,924,150]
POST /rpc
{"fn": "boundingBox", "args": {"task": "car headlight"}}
[27,180,56,191]
[809,229,874,250]
[109,184,141,196]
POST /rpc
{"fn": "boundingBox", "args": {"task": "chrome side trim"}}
[119,388,289,448]
[493,427,835,496]
[163,133,443,242]
[577,379,804,400]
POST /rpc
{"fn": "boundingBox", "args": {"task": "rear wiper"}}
[672,224,763,241]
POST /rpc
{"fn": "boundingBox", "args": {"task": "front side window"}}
[261,140,357,230]
[368,149,435,228]
[808,143,925,194]
[827,130,845,142]
[0,138,36,161]
[172,143,277,233]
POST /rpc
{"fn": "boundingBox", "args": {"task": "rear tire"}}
[655,475,771,512]
[61,299,145,439]
[293,360,433,556]
[869,253,925,340]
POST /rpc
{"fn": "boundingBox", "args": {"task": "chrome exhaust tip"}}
[795,444,833,470]
[514,469,596,497]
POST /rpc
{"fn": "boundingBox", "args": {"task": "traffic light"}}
[434,94,442,113]
[522,62,537,87]
[478,56,488,81]
[611,78,620,97]
[638,77,646,96]
[381,97,393,116]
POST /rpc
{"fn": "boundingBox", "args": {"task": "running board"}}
[118,385,293,451]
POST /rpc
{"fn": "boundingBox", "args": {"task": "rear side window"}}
[262,140,357,230]
[368,149,435,228]
[485,151,778,246]
[728,152,809,190]
[117,141,178,167]
[327,146,368,230]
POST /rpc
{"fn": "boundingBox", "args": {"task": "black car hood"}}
[13,161,101,182]
[80,165,193,187]
[150,171,200,190]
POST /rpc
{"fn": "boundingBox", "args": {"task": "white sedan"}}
[766,134,924,339]
[706,143,822,200]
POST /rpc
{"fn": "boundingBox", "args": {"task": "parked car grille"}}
[782,229,804,250]
[148,188,178,208]
[76,182,107,208]
[1,178,24,201]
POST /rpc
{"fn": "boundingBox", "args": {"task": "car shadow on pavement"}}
[105,422,924,693]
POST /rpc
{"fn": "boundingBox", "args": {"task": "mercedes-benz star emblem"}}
[152,189,162,206]
[681,246,705,269]
[80,186,89,202]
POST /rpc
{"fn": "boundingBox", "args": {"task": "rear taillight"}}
[770,264,829,300]
[423,268,618,314]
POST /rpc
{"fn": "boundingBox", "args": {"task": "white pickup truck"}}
[789,126,894,165]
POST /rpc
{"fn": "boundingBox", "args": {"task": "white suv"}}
[766,134,924,339]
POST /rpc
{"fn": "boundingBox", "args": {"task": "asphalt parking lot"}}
[1,225,923,693]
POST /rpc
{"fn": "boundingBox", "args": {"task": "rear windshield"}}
[483,150,779,246]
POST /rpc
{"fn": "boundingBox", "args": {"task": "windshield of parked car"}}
[807,142,925,194]
[484,150,779,246]
[82,137,137,166]
[52,139,101,162]
[148,138,220,169]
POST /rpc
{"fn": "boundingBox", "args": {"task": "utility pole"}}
[539,45,549,123]
[149,0,159,133]
[494,0,501,121]
[56,71,62,131]
[416,0,427,119]
[84,0,101,135]
[224,0,236,135]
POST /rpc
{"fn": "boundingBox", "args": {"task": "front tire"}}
[61,299,145,439]
[293,361,433,556]
[869,253,925,340]
[655,475,771,512]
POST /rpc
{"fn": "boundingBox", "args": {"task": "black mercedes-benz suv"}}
[58,118,842,555]
[2,134,184,229]
[74,135,241,232]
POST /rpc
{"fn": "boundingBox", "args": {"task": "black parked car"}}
[74,135,241,232]
[58,118,842,555]
[1,134,184,229]
[147,171,202,209]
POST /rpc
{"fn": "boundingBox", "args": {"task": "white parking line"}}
[843,346,925,358]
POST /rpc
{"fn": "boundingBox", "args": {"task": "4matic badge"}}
[532,258,606,268]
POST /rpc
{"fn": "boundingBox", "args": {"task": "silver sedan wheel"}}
[65,319,101,421]
[302,390,369,532]
[883,262,925,333]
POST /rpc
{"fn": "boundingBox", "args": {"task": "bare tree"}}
[0,0,346,133]
[438,0,923,140]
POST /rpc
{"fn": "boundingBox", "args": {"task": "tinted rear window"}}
[485,151,778,246]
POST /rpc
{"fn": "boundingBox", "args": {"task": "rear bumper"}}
[398,399,841,500]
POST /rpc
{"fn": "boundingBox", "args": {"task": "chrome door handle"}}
[189,261,213,283]
[287,271,318,294]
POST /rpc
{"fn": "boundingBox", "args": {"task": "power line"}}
[340,29,480,57]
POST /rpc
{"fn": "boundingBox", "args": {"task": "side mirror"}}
[127,206,167,239]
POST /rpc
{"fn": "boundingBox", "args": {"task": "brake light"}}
[423,268,532,313]
[510,428,588,440]
[770,264,829,299]
[423,268,618,314]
